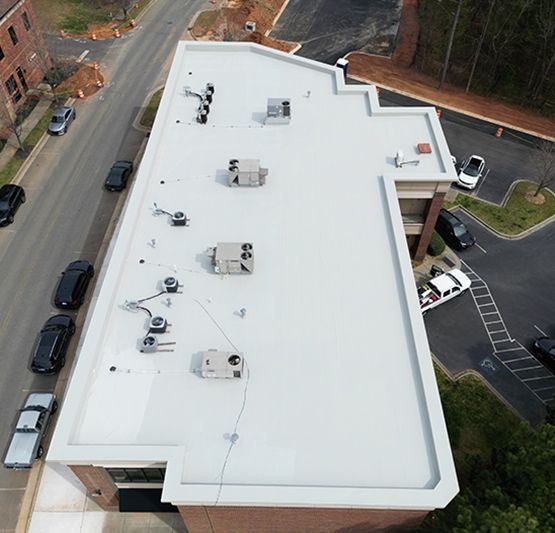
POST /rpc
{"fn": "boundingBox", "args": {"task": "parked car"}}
[435,208,476,251]
[48,106,76,136]
[4,393,57,469]
[457,155,485,189]
[532,337,555,371]
[30,315,75,375]
[104,160,134,192]
[54,260,94,309]
[0,184,25,226]
[418,268,471,313]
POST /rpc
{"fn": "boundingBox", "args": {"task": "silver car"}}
[4,393,57,469]
[48,106,76,136]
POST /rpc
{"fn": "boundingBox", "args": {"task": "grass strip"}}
[140,87,164,129]
[446,181,555,234]
[0,108,53,187]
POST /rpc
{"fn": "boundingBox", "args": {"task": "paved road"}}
[270,0,402,63]
[44,32,113,63]
[0,1,205,530]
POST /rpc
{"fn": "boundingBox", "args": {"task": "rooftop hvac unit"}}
[163,276,179,293]
[140,335,158,353]
[149,316,167,334]
[211,242,254,274]
[265,98,291,125]
[228,159,268,187]
[201,350,244,379]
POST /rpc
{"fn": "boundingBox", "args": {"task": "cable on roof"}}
[137,291,165,303]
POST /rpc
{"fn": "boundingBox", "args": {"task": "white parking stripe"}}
[534,325,548,337]
[475,243,487,254]
[533,385,555,392]
[496,347,522,353]
[503,356,534,363]
[522,375,555,382]
[513,365,543,371]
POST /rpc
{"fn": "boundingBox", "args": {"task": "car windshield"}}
[51,115,64,123]
[464,159,482,177]
[446,273,462,287]
[453,224,467,238]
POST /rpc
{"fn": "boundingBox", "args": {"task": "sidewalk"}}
[413,248,461,286]
[28,463,185,533]
[0,98,52,168]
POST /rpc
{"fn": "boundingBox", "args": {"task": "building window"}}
[21,12,31,31]
[0,47,4,61]
[8,26,18,45]
[16,67,28,92]
[106,468,166,484]
[5,74,21,104]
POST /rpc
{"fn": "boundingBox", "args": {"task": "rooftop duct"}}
[265,98,291,125]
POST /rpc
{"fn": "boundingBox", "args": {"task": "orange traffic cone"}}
[93,61,99,70]
[95,79,104,88]
[114,28,121,38]
[436,108,442,118]
[60,29,66,38]
[129,19,136,28]
[375,86,380,96]
[77,89,85,99]
[495,127,503,138]
[91,32,97,41]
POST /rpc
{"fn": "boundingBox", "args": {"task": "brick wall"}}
[178,505,427,533]
[413,192,445,262]
[0,0,50,120]
[70,465,119,510]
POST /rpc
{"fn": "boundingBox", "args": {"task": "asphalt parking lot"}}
[270,0,402,64]
[425,210,555,424]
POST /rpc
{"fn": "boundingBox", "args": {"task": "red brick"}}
[70,466,119,510]
[413,192,445,261]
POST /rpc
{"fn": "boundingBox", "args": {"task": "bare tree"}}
[112,0,134,19]
[465,0,495,93]
[530,140,555,197]
[0,102,26,154]
[438,0,464,90]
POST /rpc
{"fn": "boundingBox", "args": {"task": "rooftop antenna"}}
[395,149,420,168]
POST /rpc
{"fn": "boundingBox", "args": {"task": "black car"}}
[54,260,94,309]
[435,208,476,251]
[104,161,133,192]
[532,337,555,371]
[31,315,75,374]
[0,184,25,226]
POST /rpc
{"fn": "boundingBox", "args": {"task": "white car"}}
[418,269,471,313]
[457,155,485,189]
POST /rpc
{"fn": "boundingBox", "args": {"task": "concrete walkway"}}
[28,463,186,533]
[0,98,52,167]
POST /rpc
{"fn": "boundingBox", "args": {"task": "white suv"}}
[457,155,485,189]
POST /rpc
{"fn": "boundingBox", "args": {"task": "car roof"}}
[53,106,71,115]
[468,155,484,164]
[66,260,91,271]
[439,208,463,225]
[112,160,133,168]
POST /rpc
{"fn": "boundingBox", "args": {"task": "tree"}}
[529,140,555,196]
[465,0,496,93]
[438,0,464,89]
[0,101,26,154]
[112,0,134,19]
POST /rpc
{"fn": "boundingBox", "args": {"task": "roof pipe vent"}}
[140,335,158,353]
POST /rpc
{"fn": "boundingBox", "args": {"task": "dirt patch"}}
[347,52,555,140]
[56,64,105,99]
[191,0,297,53]
[525,191,546,205]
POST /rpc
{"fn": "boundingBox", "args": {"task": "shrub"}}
[428,230,445,256]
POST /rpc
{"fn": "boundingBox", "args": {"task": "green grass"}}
[434,367,522,482]
[193,10,219,35]
[140,88,164,129]
[446,181,555,235]
[60,0,111,33]
[0,108,53,187]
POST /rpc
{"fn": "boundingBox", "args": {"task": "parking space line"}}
[461,258,554,406]
[475,243,487,254]
[522,375,555,382]
[534,325,548,336]
[532,385,555,392]
[503,356,533,363]
[513,365,543,372]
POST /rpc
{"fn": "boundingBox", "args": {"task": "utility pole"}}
[438,0,464,90]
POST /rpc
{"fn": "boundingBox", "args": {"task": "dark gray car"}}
[48,106,76,136]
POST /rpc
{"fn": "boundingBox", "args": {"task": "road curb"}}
[346,72,555,143]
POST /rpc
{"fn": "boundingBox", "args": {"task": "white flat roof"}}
[48,42,458,509]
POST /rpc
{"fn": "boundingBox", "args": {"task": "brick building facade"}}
[0,0,50,122]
